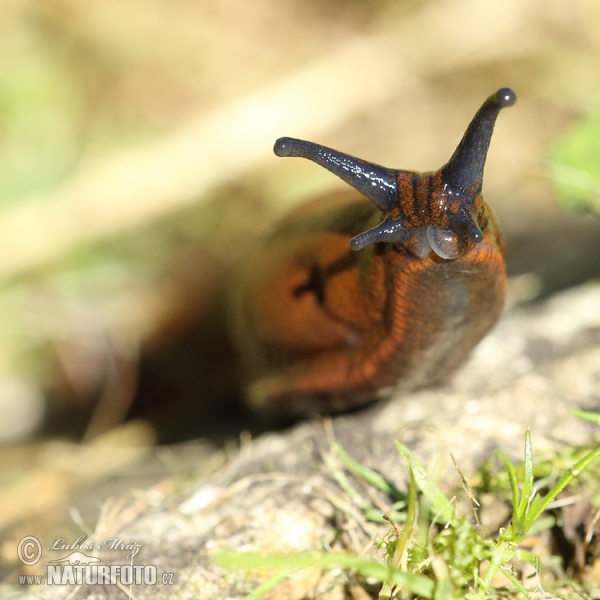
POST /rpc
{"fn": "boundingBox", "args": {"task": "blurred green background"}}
[0,0,599,448]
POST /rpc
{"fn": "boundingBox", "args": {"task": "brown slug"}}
[232,88,516,417]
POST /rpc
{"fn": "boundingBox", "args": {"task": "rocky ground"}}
[4,278,599,599]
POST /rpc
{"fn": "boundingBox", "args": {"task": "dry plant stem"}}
[393,469,417,572]
[378,471,418,600]
[382,514,403,539]
[450,452,481,528]
[585,507,600,546]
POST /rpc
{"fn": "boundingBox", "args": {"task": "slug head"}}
[274,88,515,260]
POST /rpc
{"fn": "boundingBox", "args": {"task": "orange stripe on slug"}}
[233,89,515,418]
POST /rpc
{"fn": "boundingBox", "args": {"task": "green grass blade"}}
[214,551,435,598]
[333,441,406,502]
[515,550,541,572]
[497,451,519,514]
[570,409,600,424]
[430,555,453,600]
[322,451,374,512]
[365,509,407,523]
[395,441,454,523]
[499,566,533,600]
[523,445,600,527]
[241,568,297,600]
[517,429,534,521]
[392,468,417,567]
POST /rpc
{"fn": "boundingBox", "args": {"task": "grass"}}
[215,413,600,599]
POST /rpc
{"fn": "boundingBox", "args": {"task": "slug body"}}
[233,89,515,417]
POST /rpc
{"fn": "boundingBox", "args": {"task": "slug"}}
[232,88,516,417]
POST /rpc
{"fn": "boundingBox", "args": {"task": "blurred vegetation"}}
[0,0,600,547]
[549,109,600,216]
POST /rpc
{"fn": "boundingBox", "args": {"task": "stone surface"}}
[5,280,600,599]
